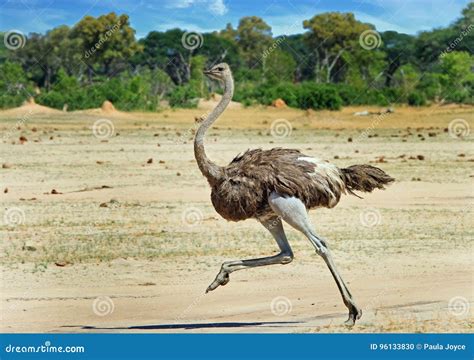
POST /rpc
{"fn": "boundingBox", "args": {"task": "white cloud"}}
[264,14,307,36]
[172,0,196,9]
[166,0,228,15]
[208,0,228,15]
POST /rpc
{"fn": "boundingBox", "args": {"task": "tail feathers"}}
[342,165,394,195]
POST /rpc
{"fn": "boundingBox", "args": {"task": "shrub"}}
[169,85,199,108]
[296,83,342,110]
[0,62,33,108]
[407,92,426,106]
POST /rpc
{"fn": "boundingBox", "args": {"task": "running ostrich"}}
[194,63,394,325]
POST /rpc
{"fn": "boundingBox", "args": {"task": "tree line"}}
[0,4,472,111]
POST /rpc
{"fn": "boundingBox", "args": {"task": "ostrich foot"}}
[344,303,362,327]
[205,271,230,293]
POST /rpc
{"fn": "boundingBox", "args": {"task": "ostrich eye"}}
[217,67,224,71]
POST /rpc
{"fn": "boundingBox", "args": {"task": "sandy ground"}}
[0,104,473,333]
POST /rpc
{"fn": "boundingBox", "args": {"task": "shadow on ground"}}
[62,321,301,331]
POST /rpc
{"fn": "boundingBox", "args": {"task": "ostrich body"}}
[194,63,394,325]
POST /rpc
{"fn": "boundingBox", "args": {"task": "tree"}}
[279,34,314,82]
[189,55,208,98]
[197,32,242,70]
[135,29,193,86]
[263,49,297,83]
[0,62,32,107]
[72,13,141,82]
[235,16,273,68]
[438,51,474,102]
[381,31,416,87]
[0,32,9,64]
[415,27,457,70]
[303,12,377,83]
[452,3,474,54]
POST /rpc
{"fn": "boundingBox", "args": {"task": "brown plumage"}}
[210,148,394,222]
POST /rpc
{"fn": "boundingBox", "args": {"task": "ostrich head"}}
[203,63,231,81]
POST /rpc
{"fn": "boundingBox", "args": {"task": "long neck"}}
[194,74,234,186]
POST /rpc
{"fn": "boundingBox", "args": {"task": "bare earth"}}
[1,104,473,333]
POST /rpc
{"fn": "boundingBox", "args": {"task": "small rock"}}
[147,158,153,164]
[159,160,165,164]
[417,155,425,160]
[2,163,12,169]
[99,203,108,208]
[458,153,465,157]
[4,188,8,193]
[19,136,28,144]
[176,172,181,176]
[347,137,353,142]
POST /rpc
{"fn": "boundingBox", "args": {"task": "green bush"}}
[0,62,33,108]
[169,85,199,108]
[36,70,170,111]
[416,73,442,100]
[407,92,426,106]
[295,83,342,110]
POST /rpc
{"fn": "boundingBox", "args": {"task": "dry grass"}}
[0,104,472,333]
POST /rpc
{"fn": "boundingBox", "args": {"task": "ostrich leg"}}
[268,192,362,326]
[206,217,293,293]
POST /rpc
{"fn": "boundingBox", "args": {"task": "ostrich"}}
[194,63,394,326]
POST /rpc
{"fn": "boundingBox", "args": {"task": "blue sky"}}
[0,0,470,38]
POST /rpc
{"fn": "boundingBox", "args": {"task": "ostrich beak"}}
[203,69,212,75]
